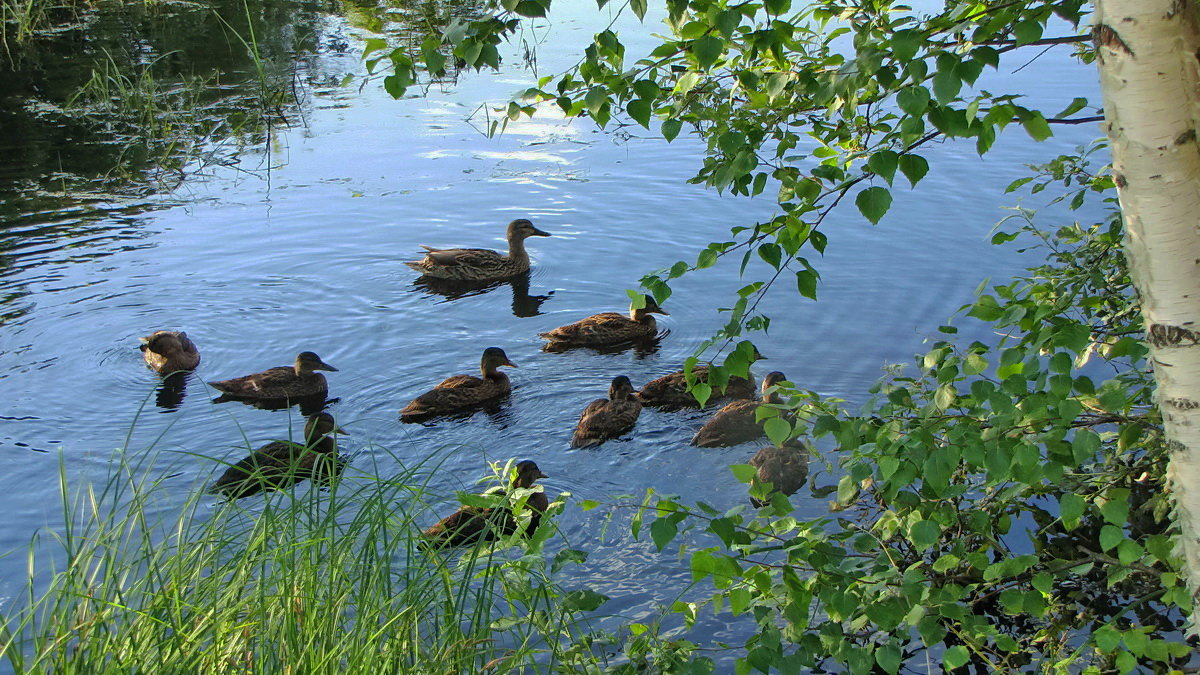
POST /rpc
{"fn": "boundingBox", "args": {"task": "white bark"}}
[1094,0,1200,626]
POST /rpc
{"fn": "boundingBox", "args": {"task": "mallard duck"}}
[209,352,338,401]
[210,413,347,499]
[691,371,788,447]
[749,438,810,507]
[139,330,200,375]
[421,460,550,547]
[539,295,668,347]
[571,375,642,447]
[405,219,551,281]
[400,347,516,422]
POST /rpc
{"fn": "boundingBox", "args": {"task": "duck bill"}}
[536,470,549,479]
[317,361,339,372]
[530,227,552,237]
[503,360,518,368]
[334,426,349,435]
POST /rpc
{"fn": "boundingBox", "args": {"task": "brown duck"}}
[638,366,759,410]
[539,295,668,347]
[210,413,347,499]
[405,219,551,281]
[400,347,516,421]
[691,371,788,447]
[139,331,200,375]
[209,351,338,400]
[571,375,642,448]
[422,460,550,547]
[749,438,810,507]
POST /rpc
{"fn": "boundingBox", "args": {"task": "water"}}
[0,0,1104,661]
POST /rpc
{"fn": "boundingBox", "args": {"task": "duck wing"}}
[210,440,304,498]
[400,375,508,419]
[571,398,641,447]
[691,399,763,447]
[539,313,640,343]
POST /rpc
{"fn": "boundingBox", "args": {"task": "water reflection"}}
[211,392,337,417]
[154,373,190,411]
[412,271,554,317]
[540,332,666,358]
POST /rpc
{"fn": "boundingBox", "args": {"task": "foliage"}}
[370,0,1194,671]
[0,450,602,673]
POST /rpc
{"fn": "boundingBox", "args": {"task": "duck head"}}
[295,351,339,376]
[507,219,552,240]
[481,347,518,375]
[609,375,636,400]
[630,294,669,320]
[304,412,347,442]
[512,459,548,488]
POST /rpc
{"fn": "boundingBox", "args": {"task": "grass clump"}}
[0,451,598,672]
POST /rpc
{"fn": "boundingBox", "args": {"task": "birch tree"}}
[1094,0,1200,621]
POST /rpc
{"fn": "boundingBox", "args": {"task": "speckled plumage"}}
[405,219,550,281]
[400,347,516,421]
[637,366,757,410]
[571,376,642,448]
[210,351,338,400]
[139,331,200,375]
[210,413,346,499]
[690,371,788,448]
[539,295,668,347]
[422,460,550,547]
[749,439,810,507]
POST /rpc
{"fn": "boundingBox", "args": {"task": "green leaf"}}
[1099,488,1130,525]
[890,30,922,62]
[630,0,647,20]
[1093,625,1121,652]
[908,520,941,550]
[1021,112,1053,141]
[1013,20,1043,46]
[730,464,757,482]
[691,35,724,70]
[627,99,652,128]
[897,86,931,116]
[662,119,682,142]
[897,154,929,187]
[1059,493,1085,530]
[932,69,961,104]
[562,588,609,611]
[943,646,969,670]
[757,242,782,269]
[856,186,892,224]
[650,517,678,551]
[764,417,791,446]
[1099,524,1124,552]
[795,269,818,300]
[585,87,608,118]
[867,150,898,185]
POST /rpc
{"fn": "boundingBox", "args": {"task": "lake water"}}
[0,0,1103,662]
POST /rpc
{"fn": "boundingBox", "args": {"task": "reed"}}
[0,444,593,672]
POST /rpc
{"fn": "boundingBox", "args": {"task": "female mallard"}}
[539,295,668,347]
[400,347,516,422]
[571,375,642,447]
[691,371,788,447]
[210,413,347,499]
[139,330,200,375]
[405,219,551,281]
[422,460,550,547]
[748,438,810,507]
[210,351,338,401]
[638,366,757,410]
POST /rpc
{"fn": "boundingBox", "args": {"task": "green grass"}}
[0,446,595,672]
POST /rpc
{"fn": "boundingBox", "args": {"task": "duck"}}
[405,219,551,281]
[210,413,347,499]
[139,330,200,375]
[421,460,550,547]
[539,295,668,347]
[571,375,642,448]
[690,371,788,447]
[209,351,338,401]
[639,347,765,409]
[748,438,810,507]
[400,347,516,422]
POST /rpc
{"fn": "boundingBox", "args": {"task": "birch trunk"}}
[1093,0,1200,624]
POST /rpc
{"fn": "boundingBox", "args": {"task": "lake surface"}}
[0,0,1103,661]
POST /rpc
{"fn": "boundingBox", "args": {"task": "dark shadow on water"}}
[155,372,191,410]
[210,452,349,500]
[540,332,667,359]
[211,392,337,416]
[412,272,554,318]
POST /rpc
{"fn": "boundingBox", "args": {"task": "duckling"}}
[405,219,551,281]
[539,295,668,347]
[749,438,810,507]
[691,371,788,448]
[139,331,200,375]
[571,376,642,448]
[210,413,347,499]
[209,352,338,401]
[422,460,550,547]
[400,347,516,422]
